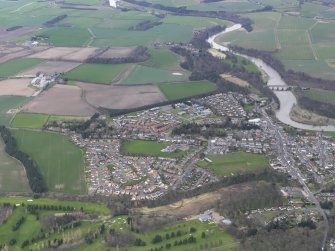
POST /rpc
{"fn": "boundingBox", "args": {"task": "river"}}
[207,25,335,131]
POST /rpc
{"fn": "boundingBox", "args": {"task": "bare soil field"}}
[18,61,81,76]
[28,47,98,62]
[0,27,38,42]
[22,84,97,116]
[136,183,253,217]
[0,45,49,64]
[221,74,250,87]
[94,47,137,59]
[77,82,167,109]
[0,79,35,96]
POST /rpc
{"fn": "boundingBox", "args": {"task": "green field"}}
[303,88,335,106]
[141,48,181,70]
[0,58,44,78]
[197,151,269,177]
[121,140,187,158]
[0,139,31,193]
[11,113,49,129]
[121,65,188,85]
[12,130,86,194]
[0,96,29,126]
[64,63,128,84]
[158,81,217,101]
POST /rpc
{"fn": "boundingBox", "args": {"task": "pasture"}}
[158,81,217,101]
[197,151,269,177]
[0,96,29,126]
[303,88,335,106]
[11,113,49,129]
[121,65,188,85]
[0,58,44,78]
[12,130,86,194]
[64,63,128,84]
[141,48,181,70]
[121,140,187,158]
[0,139,31,193]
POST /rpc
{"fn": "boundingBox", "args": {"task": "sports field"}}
[0,139,31,193]
[12,130,86,194]
[158,81,217,101]
[0,58,44,78]
[121,140,187,158]
[197,151,269,177]
[64,63,128,84]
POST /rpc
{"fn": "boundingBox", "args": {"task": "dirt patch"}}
[221,74,250,87]
[0,26,38,42]
[22,84,97,116]
[135,183,253,217]
[28,47,98,62]
[0,79,35,96]
[18,61,81,76]
[77,82,167,109]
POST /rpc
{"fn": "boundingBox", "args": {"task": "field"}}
[22,85,97,116]
[121,140,187,158]
[19,61,81,76]
[0,96,29,126]
[0,58,44,78]
[77,82,167,109]
[11,113,49,129]
[141,48,181,70]
[0,79,36,97]
[0,139,31,193]
[303,88,335,106]
[197,152,269,177]
[120,65,188,85]
[64,63,128,84]
[158,81,217,101]
[12,130,86,194]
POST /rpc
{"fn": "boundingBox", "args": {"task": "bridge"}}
[268,85,295,91]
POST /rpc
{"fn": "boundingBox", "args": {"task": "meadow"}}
[12,130,86,194]
[0,96,29,126]
[64,63,129,84]
[11,113,49,129]
[0,58,44,78]
[158,81,217,101]
[121,65,188,85]
[197,151,269,177]
[0,139,31,193]
[303,88,335,106]
[141,48,181,70]
[121,140,187,158]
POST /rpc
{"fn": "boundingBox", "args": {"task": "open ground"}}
[21,85,97,116]
[18,61,81,76]
[0,79,36,96]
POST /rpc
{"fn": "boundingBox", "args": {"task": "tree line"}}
[129,20,163,31]
[43,15,67,27]
[0,126,47,193]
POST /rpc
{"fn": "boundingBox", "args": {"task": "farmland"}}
[64,63,128,84]
[197,152,269,177]
[11,113,49,129]
[141,48,181,70]
[302,88,335,106]
[121,139,187,158]
[0,96,29,126]
[0,58,44,78]
[12,130,86,194]
[0,139,31,193]
[159,81,217,101]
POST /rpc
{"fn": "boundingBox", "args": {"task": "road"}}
[260,108,329,250]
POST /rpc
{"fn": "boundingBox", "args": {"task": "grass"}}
[64,63,128,84]
[141,48,180,70]
[11,113,49,129]
[120,65,188,85]
[121,140,187,158]
[0,58,44,78]
[197,151,269,177]
[158,81,217,101]
[12,130,86,194]
[0,96,29,126]
[303,88,335,106]
[0,139,31,193]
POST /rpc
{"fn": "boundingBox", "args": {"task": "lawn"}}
[121,140,187,158]
[64,63,128,84]
[0,139,31,193]
[0,58,44,78]
[120,65,188,85]
[158,81,217,101]
[198,151,269,177]
[11,112,49,129]
[0,96,29,126]
[12,130,86,194]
